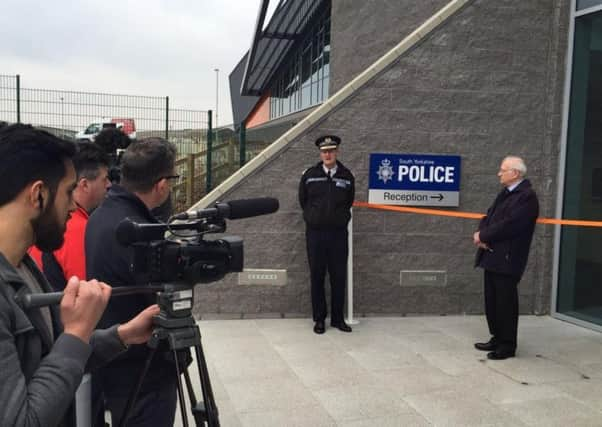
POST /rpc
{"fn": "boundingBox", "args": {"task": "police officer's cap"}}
[315,135,341,151]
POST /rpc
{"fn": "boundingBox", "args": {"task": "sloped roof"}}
[241,0,326,96]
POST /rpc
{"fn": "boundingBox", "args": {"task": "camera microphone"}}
[172,197,279,221]
[116,220,168,246]
[115,197,279,246]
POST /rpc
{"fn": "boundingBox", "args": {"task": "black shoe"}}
[331,321,352,333]
[474,339,497,352]
[487,350,515,360]
[313,321,325,334]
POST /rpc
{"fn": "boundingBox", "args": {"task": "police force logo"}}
[377,158,394,184]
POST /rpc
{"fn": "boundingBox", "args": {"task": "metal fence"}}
[171,124,272,212]
[0,74,208,156]
[1,74,277,213]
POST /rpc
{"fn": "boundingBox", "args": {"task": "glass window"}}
[577,0,602,11]
[269,8,331,119]
[85,124,100,134]
[557,11,602,326]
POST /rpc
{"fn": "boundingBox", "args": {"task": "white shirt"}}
[323,164,337,178]
[507,179,524,192]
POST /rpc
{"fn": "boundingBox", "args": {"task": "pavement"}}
[174,315,602,427]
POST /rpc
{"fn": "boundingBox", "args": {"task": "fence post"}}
[206,110,213,194]
[228,137,235,175]
[186,154,194,206]
[239,121,246,167]
[165,96,169,140]
[16,74,21,123]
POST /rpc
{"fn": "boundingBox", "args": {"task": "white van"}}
[75,118,136,142]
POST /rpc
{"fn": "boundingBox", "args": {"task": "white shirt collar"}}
[323,164,337,176]
[507,179,523,192]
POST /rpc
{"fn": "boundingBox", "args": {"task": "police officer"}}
[299,135,355,334]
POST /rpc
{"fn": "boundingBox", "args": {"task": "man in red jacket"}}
[29,142,110,290]
[473,156,539,360]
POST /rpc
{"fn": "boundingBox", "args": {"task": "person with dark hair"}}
[93,127,131,184]
[27,141,112,426]
[93,126,131,155]
[29,142,111,290]
[86,137,179,426]
[93,127,174,220]
[0,124,159,427]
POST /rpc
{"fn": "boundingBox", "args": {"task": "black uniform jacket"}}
[298,160,355,229]
[475,179,539,279]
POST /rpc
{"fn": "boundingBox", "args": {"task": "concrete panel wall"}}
[193,0,571,319]
[329,0,451,93]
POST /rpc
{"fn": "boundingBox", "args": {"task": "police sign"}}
[369,153,461,206]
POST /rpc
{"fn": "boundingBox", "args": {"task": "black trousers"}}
[484,270,520,352]
[98,365,178,427]
[306,228,348,324]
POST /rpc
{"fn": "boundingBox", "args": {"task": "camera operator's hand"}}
[61,276,112,343]
[117,304,160,345]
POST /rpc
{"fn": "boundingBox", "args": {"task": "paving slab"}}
[172,316,602,427]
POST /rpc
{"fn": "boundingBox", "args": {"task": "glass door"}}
[557,10,602,326]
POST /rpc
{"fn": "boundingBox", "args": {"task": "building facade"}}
[206,0,602,331]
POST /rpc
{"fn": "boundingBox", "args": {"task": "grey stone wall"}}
[193,0,571,318]
[329,0,451,93]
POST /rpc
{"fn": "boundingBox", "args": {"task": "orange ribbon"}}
[353,201,602,228]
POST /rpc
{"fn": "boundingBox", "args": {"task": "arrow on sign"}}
[430,194,444,201]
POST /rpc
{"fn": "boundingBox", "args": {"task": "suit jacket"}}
[475,179,539,278]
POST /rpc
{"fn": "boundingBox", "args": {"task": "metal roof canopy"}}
[241,0,326,96]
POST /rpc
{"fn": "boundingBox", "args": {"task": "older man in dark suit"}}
[473,156,539,360]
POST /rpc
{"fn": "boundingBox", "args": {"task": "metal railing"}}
[1,74,277,212]
[171,123,270,213]
[0,74,208,156]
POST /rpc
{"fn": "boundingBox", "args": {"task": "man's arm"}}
[298,172,307,209]
[479,192,539,244]
[348,174,355,209]
[0,313,93,427]
[0,277,110,426]
[86,305,159,370]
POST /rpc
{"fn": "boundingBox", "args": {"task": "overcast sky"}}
[1,0,278,125]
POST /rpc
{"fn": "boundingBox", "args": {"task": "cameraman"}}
[86,137,179,426]
[94,127,131,184]
[0,124,158,427]
[94,127,173,222]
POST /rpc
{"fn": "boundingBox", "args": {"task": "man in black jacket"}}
[299,135,355,334]
[85,137,179,426]
[473,156,539,360]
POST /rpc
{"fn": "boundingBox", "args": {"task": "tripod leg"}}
[193,344,220,427]
[119,347,156,427]
[172,347,191,427]
[183,369,197,409]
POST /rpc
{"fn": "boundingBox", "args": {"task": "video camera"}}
[115,197,279,286]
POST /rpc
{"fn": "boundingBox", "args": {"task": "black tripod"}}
[119,285,219,427]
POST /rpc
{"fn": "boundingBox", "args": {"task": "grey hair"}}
[503,156,527,177]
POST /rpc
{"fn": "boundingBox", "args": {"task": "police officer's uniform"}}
[298,135,355,333]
